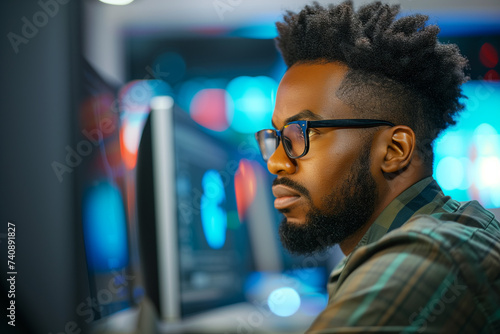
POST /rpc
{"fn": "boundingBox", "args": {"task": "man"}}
[255,1,500,332]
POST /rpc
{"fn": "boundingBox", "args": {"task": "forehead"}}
[272,62,353,128]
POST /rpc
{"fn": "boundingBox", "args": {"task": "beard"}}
[277,146,378,256]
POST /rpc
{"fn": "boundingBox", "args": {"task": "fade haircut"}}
[275,1,469,166]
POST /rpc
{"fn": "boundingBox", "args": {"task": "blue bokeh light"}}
[435,157,464,191]
[433,81,500,208]
[229,24,278,39]
[267,287,301,317]
[82,181,129,272]
[201,170,227,249]
[226,76,277,134]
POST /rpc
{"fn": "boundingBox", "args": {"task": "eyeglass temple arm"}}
[309,119,395,128]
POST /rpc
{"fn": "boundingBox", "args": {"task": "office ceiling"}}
[84,0,500,83]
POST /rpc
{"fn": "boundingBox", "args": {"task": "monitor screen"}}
[79,62,136,321]
[433,80,500,211]
[173,107,255,315]
[136,100,254,319]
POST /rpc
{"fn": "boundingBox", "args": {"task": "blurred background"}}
[1,0,499,333]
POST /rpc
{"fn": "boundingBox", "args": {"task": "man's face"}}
[268,62,379,255]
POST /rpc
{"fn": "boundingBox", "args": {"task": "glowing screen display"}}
[172,110,253,315]
[82,181,129,272]
[201,170,227,249]
[433,81,500,208]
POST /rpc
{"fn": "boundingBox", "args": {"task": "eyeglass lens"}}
[257,130,278,161]
[282,123,305,159]
[256,123,306,161]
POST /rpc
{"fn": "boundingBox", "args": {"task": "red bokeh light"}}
[484,69,500,81]
[120,124,138,170]
[479,43,499,68]
[234,159,257,222]
[190,89,229,131]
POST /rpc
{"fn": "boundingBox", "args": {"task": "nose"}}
[267,142,296,175]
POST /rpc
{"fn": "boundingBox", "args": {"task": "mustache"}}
[272,177,311,200]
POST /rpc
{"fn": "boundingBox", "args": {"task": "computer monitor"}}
[79,60,138,321]
[136,97,255,320]
[433,80,500,217]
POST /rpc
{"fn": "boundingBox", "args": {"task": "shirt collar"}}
[357,176,450,249]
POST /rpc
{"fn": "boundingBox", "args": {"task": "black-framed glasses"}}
[255,119,395,162]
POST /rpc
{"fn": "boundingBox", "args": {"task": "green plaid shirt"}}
[307,177,500,333]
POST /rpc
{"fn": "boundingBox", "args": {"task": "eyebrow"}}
[272,110,323,129]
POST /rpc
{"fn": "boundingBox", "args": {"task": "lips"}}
[272,184,302,210]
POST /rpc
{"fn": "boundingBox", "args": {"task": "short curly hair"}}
[275,1,469,166]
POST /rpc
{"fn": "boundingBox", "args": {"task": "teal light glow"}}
[83,181,129,272]
[267,287,301,317]
[226,76,277,134]
[435,157,464,191]
[200,170,227,249]
[433,130,468,158]
[473,123,500,157]
[433,81,500,208]
[229,24,278,39]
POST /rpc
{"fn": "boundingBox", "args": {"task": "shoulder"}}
[347,202,500,277]
[341,213,500,298]
[308,214,500,333]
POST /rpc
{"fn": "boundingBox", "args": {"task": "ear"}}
[380,126,416,173]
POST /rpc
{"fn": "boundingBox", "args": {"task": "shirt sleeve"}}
[306,217,489,333]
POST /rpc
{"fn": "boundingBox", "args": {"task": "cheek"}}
[300,132,361,207]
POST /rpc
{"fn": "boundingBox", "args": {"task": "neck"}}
[339,221,373,255]
[339,169,432,256]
